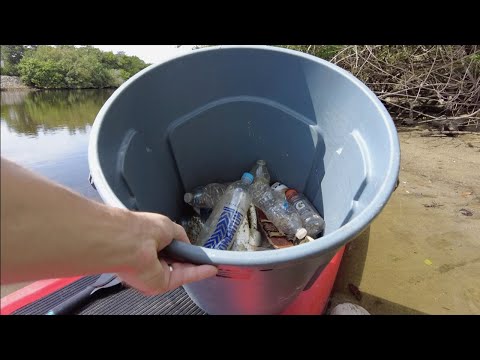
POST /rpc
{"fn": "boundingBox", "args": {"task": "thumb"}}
[120,259,217,296]
[165,262,218,291]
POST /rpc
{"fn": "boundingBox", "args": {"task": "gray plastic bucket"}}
[88,45,400,314]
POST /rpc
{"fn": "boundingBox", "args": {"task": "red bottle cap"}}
[285,189,298,200]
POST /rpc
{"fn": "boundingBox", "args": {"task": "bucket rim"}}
[88,45,400,267]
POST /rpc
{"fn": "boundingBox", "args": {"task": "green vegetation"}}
[1,45,149,89]
[0,45,37,76]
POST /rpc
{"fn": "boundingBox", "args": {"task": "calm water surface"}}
[1,89,115,201]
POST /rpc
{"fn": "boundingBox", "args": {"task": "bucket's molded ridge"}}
[88,45,400,314]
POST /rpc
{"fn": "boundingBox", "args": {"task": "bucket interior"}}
[94,47,395,237]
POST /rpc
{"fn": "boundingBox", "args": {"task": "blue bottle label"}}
[203,206,244,250]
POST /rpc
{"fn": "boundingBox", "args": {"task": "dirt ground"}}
[2,129,480,314]
[330,128,480,314]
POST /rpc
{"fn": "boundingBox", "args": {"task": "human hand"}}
[118,212,217,295]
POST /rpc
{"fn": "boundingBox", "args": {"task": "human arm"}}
[0,157,217,294]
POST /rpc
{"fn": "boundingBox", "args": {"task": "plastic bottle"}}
[285,189,325,238]
[230,204,262,252]
[250,159,270,185]
[184,183,228,209]
[271,182,288,200]
[198,173,254,250]
[249,181,307,240]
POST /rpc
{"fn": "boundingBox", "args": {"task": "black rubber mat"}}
[12,275,206,315]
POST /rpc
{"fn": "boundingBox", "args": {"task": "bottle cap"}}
[271,182,288,193]
[285,189,298,200]
[183,193,193,203]
[242,172,254,184]
[299,235,316,245]
[295,228,308,240]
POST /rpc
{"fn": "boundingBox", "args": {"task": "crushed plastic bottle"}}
[184,183,228,209]
[249,181,307,241]
[198,173,254,250]
[271,182,288,201]
[285,189,325,238]
[231,204,262,252]
[271,181,290,210]
[250,159,270,185]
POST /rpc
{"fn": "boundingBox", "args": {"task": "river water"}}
[1,89,115,201]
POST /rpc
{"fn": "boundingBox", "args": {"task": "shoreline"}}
[2,75,477,133]
[1,76,118,92]
[1,75,33,91]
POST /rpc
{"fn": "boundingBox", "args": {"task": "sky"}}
[91,45,197,64]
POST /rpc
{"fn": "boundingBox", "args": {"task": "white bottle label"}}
[295,201,306,211]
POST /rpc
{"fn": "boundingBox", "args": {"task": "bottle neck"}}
[242,180,253,186]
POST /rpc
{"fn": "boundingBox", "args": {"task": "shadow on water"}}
[1,89,114,136]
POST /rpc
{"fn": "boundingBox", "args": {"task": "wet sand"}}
[331,129,480,314]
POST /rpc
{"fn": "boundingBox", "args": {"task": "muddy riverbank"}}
[330,128,480,314]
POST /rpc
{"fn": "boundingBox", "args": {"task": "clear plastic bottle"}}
[184,183,228,209]
[198,173,254,250]
[285,189,325,238]
[250,159,270,185]
[271,182,288,200]
[249,181,307,240]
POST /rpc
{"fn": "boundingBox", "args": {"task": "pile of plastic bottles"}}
[182,160,325,251]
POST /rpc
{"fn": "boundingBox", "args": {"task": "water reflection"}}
[1,89,114,200]
[1,89,113,136]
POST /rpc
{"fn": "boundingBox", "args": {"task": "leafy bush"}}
[1,45,37,76]
[16,45,149,89]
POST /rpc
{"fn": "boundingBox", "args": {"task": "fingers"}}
[123,211,217,296]
[165,262,218,291]
[122,259,217,296]
[120,258,169,296]
[137,212,191,248]
[173,222,190,244]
